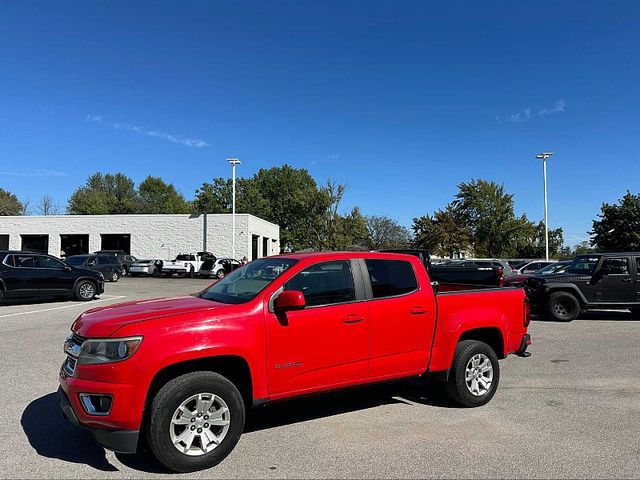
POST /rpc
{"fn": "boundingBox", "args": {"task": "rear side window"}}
[602,257,629,275]
[15,255,36,268]
[284,260,355,307]
[366,259,418,299]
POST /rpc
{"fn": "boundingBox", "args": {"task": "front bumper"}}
[57,386,139,454]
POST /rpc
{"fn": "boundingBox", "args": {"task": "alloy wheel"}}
[464,353,493,396]
[169,393,231,456]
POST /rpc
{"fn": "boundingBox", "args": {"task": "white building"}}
[0,214,280,261]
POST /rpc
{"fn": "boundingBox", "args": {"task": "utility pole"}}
[536,152,554,260]
[227,158,241,259]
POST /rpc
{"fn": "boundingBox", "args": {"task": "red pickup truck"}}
[58,252,531,472]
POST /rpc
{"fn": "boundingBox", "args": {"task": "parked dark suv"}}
[0,251,104,302]
[65,254,123,282]
[94,250,138,275]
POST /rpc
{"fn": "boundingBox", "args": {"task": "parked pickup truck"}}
[163,253,210,277]
[58,251,531,472]
[430,259,512,287]
[527,252,640,321]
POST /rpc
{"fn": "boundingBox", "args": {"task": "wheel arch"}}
[72,276,99,290]
[144,355,254,416]
[458,327,505,360]
[545,284,587,305]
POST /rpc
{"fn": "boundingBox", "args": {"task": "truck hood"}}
[531,272,591,283]
[72,295,229,337]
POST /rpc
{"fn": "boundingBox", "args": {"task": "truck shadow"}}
[23,381,453,474]
[21,393,118,472]
[115,379,454,473]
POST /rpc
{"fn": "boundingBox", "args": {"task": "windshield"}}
[566,256,601,275]
[175,255,195,261]
[65,256,88,265]
[200,258,298,304]
[536,262,570,275]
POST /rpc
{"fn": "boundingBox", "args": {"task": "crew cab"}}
[163,253,210,277]
[58,252,530,472]
[430,258,512,287]
[527,252,640,321]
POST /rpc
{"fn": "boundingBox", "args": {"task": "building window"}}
[0,235,8,250]
[21,235,49,254]
[262,237,269,257]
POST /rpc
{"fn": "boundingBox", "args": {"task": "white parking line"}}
[0,295,127,319]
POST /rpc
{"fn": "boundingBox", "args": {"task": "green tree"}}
[591,191,640,251]
[0,188,24,216]
[365,215,412,250]
[68,173,139,214]
[453,179,537,258]
[339,207,370,250]
[413,204,471,258]
[194,177,269,219]
[514,221,564,258]
[138,176,192,214]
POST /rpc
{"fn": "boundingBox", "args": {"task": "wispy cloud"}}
[327,154,340,160]
[87,114,104,122]
[87,114,209,148]
[0,169,67,177]
[498,100,566,124]
[538,99,566,116]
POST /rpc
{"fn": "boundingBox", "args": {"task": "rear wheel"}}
[109,270,120,282]
[216,270,225,279]
[147,371,245,473]
[548,291,580,322]
[445,340,500,407]
[74,280,97,301]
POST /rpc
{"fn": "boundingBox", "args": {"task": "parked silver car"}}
[128,259,163,277]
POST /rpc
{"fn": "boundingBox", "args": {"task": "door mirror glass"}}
[275,290,306,312]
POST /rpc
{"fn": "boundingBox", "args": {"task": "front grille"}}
[63,356,77,376]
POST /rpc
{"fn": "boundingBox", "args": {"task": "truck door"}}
[364,259,436,378]
[595,256,636,302]
[266,260,369,395]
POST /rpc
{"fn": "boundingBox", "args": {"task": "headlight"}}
[77,337,143,365]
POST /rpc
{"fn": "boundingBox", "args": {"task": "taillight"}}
[523,297,531,327]
[496,267,504,287]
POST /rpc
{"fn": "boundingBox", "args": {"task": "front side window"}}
[567,256,601,275]
[200,258,297,304]
[366,259,418,298]
[283,260,356,307]
[602,257,629,275]
[38,256,66,269]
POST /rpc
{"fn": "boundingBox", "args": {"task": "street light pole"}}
[227,158,241,259]
[536,152,554,261]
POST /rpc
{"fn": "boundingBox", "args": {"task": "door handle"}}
[622,278,633,283]
[410,306,428,315]
[342,314,364,324]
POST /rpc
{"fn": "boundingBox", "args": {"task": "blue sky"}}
[1,0,640,245]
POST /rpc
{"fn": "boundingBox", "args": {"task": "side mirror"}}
[274,290,306,312]
[64,265,72,272]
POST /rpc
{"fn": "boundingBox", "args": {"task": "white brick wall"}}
[0,214,279,260]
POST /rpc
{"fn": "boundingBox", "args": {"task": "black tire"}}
[216,270,225,279]
[74,280,97,301]
[121,268,127,277]
[445,340,500,407]
[147,371,245,473]
[165,272,173,277]
[548,291,580,322]
[151,268,158,277]
[109,270,120,282]
[0,288,4,303]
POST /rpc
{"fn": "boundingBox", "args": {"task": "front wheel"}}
[147,371,245,473]
[445,340,500,407]
[216,270,225,279]
[74,280,97,301]
[548,291,580,322]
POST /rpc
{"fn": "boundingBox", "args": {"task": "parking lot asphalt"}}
[1,277,639,479]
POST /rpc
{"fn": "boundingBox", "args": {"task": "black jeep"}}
[526,252,640,321]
